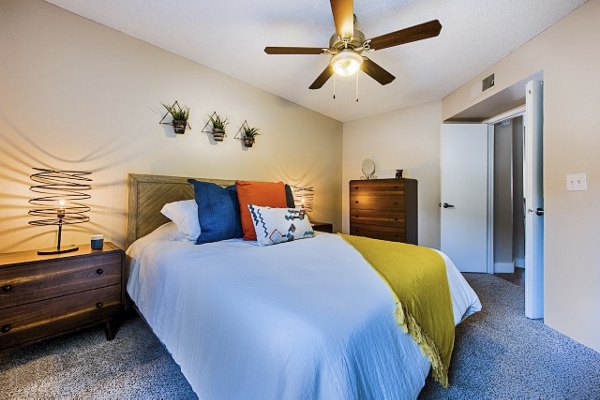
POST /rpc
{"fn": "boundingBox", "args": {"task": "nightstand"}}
[311,221,333,233]
[0,243,124,350]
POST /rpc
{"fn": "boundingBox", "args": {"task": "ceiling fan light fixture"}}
[330,49,363,77]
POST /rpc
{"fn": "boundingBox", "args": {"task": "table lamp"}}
[28,168,92,255]
[291,186,314,213]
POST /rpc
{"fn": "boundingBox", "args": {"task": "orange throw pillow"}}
[236,180,288,240]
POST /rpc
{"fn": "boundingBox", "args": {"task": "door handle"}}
[527,207,544,216]
[442,202,455,209]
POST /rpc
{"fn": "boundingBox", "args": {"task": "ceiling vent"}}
[482,74,495,91]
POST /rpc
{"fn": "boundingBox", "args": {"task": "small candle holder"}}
[91,234,104,250]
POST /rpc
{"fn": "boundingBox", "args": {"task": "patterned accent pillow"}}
[247,205,315,246]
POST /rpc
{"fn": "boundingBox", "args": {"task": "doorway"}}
[441,78,544,319]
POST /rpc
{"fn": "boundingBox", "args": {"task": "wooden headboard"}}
[127,174,235,247]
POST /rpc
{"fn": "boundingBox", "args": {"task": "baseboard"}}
[494,262,515,273]
[514,257,525,268]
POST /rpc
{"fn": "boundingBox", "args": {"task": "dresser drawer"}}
[350,180,405,195]
[0,253,122,310]
[0,284,120,349]
[350,223,406,242]
[350,194,405,211]
[350,209,405,227]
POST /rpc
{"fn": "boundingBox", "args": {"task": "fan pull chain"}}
[355,73,359,102]
[333,74,336,100]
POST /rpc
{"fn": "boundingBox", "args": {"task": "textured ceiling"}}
[45,0,586,122]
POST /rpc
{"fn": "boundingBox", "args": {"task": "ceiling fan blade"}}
[330,0,354,39]
[309,65,334,89]
[368,20,442,51]
[361,57,395,85]
[264,47,326,55]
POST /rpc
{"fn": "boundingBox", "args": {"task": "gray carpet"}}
[1,274,599,399]
[420,274,600,399]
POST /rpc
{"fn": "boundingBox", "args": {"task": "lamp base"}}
[37,245,79,255]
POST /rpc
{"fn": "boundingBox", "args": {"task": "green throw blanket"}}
[340,234,455,387]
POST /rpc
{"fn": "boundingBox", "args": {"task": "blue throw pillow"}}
[284,184,295,208]
[187,179,243,244]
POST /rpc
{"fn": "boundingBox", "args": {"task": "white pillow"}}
[126,221,188,258]
[247,205,314,246]
[160,200,201,241]
[126,222,188,257]
[148,221,189,242]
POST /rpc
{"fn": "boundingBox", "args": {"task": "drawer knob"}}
[96,268,104,275]
[1,324,11,333]
[354,201,359,204]
[1,284,12,292]
[96,302,104,309]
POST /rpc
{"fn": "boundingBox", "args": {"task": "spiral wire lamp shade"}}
[291,186,314,213]
[28,168,92,255]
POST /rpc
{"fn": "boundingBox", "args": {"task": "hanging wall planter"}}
[243,137,255,147]
[212,127,226,141]
[202,112,228,142]
[235,121,260,148]
[159,101,191,134]
[171,120,187,134]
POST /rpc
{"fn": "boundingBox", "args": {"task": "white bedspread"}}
[127,225,481,399]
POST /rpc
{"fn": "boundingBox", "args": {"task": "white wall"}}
[443,0,600,352]
[493,122,514,270]
[512,117,525,266]
[0,0,342,253]
[492,116,524,271]
[342,101,442,248]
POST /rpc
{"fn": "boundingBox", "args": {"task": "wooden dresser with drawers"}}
[0,243,124,350]
[349,178,418,244]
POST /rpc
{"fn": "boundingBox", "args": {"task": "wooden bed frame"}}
[126,173,235,248]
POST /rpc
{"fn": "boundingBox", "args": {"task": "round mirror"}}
[361,159,376,179]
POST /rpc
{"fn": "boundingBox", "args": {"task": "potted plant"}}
[162,103,190,134]
[209,113,228,141]
[242,125,260,147]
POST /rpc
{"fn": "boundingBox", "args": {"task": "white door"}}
[441,124,489,273]
[524,80,544,319]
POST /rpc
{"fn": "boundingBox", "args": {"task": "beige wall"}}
[0,0,342,253]
[342,101,442,248]
[443,0,600,352]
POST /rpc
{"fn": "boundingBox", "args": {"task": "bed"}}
[125,173,481,399]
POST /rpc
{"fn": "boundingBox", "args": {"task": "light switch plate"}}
[566,173,587,191]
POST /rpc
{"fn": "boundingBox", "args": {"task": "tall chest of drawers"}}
[349,178,418,244]
[0,243,124,350]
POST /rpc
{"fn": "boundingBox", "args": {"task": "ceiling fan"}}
[264,0,442,90]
